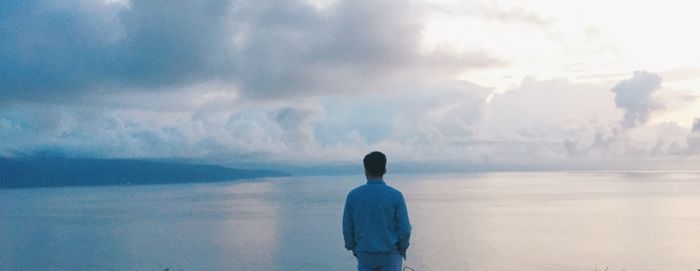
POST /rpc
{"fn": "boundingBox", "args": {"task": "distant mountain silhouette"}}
[0,157,288,189]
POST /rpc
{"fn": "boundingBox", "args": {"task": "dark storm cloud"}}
[0,0,232,102]
[0,0,503,103]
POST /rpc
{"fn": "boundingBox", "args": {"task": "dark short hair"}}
[363,151,386,177]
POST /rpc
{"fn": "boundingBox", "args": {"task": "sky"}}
[1,0,699,170]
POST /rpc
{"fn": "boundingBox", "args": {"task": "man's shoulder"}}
[378,182,402,195]
[388,186,406,203]
[384,184,402,193]
[348,184,369,195]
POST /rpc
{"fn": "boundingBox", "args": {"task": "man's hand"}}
[399,247,407,260]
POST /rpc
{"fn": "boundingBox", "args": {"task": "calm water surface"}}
[1,171,699,270]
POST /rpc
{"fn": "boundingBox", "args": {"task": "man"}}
[343,151,412,271]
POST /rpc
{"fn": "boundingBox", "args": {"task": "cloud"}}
[0,0,507,164]
[661,67,700,81]
[0,0,234,102]
[0,0,503,103]
[686,118,700,155]
[387,81,490,144]
[648,122,689,156]
[2,73,698,169]
[479,77,618,141]
[474,76,700,164]
[273,105,321,147]
[0,101,284,160]
[610,71,663,128]
[431,2,554,28]
[2,1,699,170]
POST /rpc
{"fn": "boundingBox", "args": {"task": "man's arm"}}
[396,192,411,259]
[342,193,355,253]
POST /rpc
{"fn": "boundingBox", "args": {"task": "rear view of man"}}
[343,151,412,271]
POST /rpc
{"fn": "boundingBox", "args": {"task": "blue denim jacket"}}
[343,179,411,257]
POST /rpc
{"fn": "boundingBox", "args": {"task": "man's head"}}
[363,151,386,178]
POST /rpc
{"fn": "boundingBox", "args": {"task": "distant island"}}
[0,157,288,189]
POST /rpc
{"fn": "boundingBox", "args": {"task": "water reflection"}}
[396,172,700,270]
[269,176,358,271]
[213,181,281,270]
[1,172,700,270]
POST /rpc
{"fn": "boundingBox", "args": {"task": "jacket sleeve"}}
[396,192,411,255]
[342,193,355,251]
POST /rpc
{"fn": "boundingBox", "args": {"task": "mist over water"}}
[1,172,699,270]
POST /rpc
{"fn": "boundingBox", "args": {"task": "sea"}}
[1,171,699,271]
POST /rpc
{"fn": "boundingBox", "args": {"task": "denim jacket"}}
[342,179,411,258]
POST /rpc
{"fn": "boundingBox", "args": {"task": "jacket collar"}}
[366,178,385,185]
